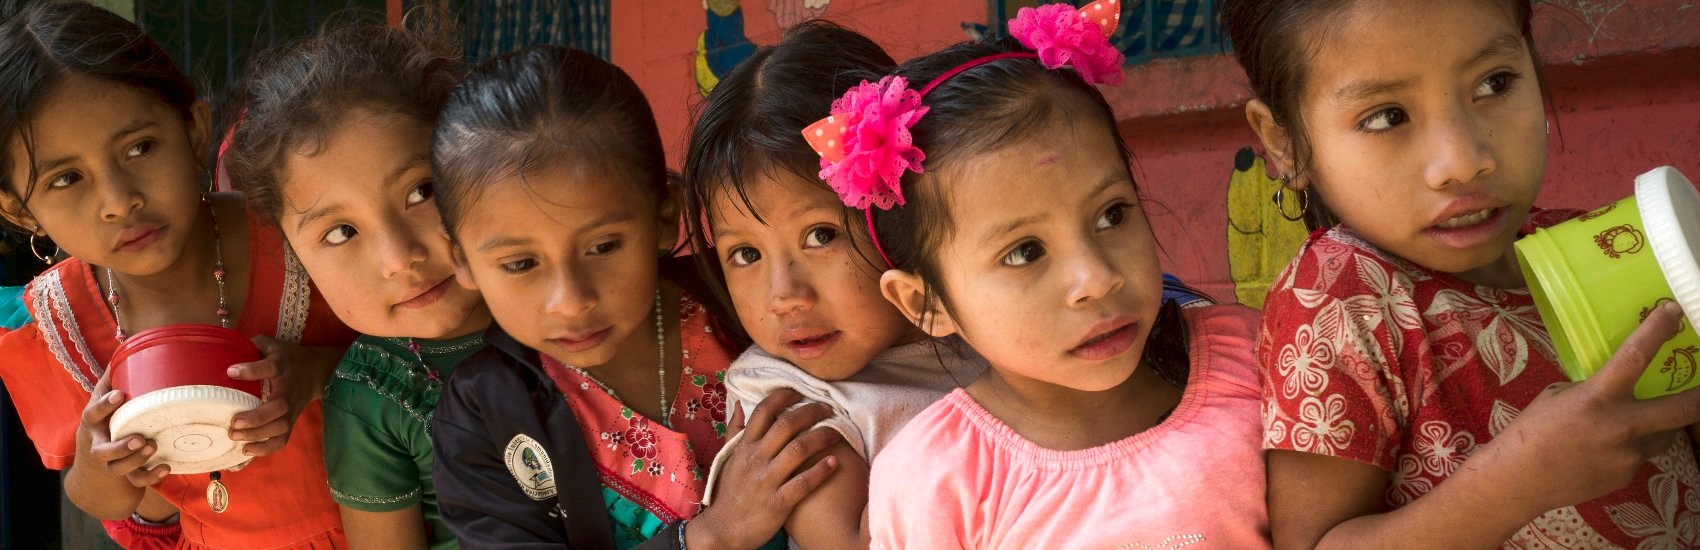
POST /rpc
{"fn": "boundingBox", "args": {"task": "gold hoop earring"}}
[1272,176,1308,223]
[27,233,57,264]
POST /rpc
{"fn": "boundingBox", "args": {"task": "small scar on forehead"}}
[1036,154,1061,166]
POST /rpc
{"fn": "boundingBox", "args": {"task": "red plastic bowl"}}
[107,324,263,474]
[110,324,262,399]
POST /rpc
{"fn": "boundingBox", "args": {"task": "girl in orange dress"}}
[0,2,356,548]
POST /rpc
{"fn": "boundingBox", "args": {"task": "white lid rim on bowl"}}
[1635,166,1700,333]
[109,385,261,475]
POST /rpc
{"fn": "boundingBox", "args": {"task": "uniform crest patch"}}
[504,434,556,500]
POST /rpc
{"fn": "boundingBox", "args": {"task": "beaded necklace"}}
[559,290,670,427]
[104,196,238,512]
[105,195,228,341]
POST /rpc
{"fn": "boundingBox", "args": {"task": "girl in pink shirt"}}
[799,4,1273,548]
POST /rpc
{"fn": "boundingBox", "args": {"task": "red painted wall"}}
[615,0,1700,303]
[611,0,986,167]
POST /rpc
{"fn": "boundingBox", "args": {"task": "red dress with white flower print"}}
[541,293,737,543]
[1260,209,1700,549]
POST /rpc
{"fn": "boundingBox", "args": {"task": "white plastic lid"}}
[109,385,260,475]
[1635,166,1700,333]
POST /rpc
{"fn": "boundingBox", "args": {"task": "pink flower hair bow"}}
[1009,0,1125,86]
[802,75,929,211]
[798,1,1125,268]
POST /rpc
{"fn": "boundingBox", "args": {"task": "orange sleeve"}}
[0,325,91,470]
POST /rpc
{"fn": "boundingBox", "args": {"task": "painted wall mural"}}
[696,0,831,95]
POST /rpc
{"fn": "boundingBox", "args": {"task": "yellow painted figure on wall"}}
[1226,147,1309,308]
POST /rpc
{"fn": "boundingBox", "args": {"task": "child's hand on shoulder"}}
[689,388,843,550]
[81,374,170,487]
[1495,302,1700,512]
[224,336,342,456]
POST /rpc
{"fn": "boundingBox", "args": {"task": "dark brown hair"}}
[432,45,747,346]
[1219,0,1541,228]
[431,45,668,238]
[225,21,461,226]
[0,0,198,232]
[679,20,896,333]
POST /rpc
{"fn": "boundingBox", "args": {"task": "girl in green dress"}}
[223,22,491,550]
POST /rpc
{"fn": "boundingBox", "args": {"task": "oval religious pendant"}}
[207,472,229,513]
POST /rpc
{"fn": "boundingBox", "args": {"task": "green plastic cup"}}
[1515,166,1700,399]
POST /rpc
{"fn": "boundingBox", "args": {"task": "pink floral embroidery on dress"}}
[541,293,738,522]
[693,374,730,436]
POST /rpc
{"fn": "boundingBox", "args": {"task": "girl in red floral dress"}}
[1223,0,1700,548]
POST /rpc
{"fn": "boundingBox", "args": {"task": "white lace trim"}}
[29,272,97,392]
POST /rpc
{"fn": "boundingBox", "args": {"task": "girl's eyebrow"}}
[291,157,431,232]
[34,119,161,176]
[1335,77,1414,105]
[580,210,638,230]
[975,172,1123,248]
[109,119,160,144]
[478,235,532,252]
[476,210,638,252]
[718,202,841,241]
[294,204,345,233]
[762,203,840,228]
[979,213,1044,248]
[32,154,77,178]
[1335,34,1525,106]
[383,154,431,190]
[1460,34,1527,70]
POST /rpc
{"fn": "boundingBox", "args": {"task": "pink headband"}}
[803,0,1125,268]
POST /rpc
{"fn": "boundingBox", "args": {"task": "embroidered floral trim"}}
[596,462,685,524]
[544,293,728,525]
[687,371,730,437]
[29,277,87,392]
[330,485,422,505]
[276,247,309,343]
[600,412,668,477]
[385,336,485,355]
[333,341,452,432]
